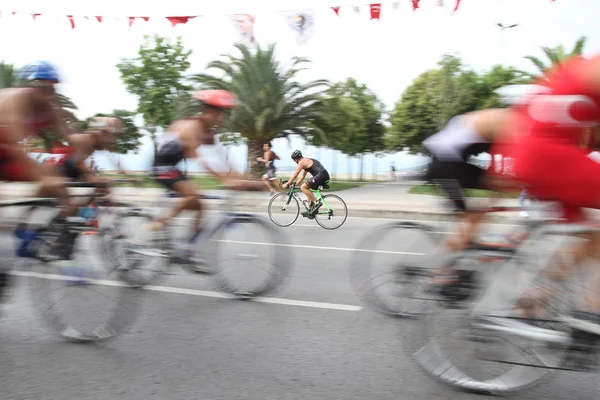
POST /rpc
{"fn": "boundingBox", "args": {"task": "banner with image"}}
[284,9,315,46]
[230,14,256,46]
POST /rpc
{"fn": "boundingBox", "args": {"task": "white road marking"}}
[10,270,363,312]
[212,239,426,255]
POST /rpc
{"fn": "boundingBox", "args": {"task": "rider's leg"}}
[301,182,317,206]
[154,179,202,233]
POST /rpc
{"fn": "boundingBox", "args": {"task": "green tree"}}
[316,78,386,180]
[387,54,525,154]
[192,42,329,178]
[519,36,587,82]
[117,34,192,153]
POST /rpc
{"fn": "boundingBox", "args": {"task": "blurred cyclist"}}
[148,90,259,240]
[0,61,73,299]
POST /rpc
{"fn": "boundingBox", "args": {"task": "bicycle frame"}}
[283,184,334,217]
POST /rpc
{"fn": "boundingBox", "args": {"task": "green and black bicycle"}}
[267,179,348,230]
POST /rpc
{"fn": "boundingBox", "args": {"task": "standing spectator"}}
[390,163,396,182]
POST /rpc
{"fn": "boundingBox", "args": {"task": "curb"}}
[0,203,523,234]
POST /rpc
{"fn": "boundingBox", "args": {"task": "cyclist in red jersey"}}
[0,61,73,208]
[0,61,74,301]
[490,55,600,334]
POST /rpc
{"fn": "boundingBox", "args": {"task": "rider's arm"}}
[51,103,74,143]
[286,164,304,186]
[297,169,308,184]
[5,92,45,180]
[69,135,103,182]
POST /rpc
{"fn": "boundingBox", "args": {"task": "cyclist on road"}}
[148,90,258,239]
[257,141,282,196]
[0,61,74,300]
[491,54,600,334]
[282,150,330,217]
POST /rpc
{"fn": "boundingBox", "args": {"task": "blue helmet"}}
[17,61,60,84]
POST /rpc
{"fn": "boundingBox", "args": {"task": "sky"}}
[1,0,598,176]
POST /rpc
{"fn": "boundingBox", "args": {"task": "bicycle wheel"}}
[315,194,348,230]
[100,207,170,288]
[205,213,290,297]
[350,221,444,317]
[410,231,576,395]
[268,192,300,227]
[24,218,147,342]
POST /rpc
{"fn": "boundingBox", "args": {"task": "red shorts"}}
[511,137,600,221]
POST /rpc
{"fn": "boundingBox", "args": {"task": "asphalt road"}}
[0,214,598,400]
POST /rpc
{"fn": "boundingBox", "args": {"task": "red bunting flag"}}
[95,16,103,22]
[412,0,420,11]
[32,13,41,20]
[453,0,461,12]
[128,16,150,27]
[370,4,381,20]
[332,6,341,16]
[166,16,195,27]
[67,15,75,29]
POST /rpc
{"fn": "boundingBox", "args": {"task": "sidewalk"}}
[0,182,545,225]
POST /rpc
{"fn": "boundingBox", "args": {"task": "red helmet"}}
[193,90,240,109]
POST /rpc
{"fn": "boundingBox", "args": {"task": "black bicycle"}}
[113,190,292,298]
[267,179,348,230]
[3,180,148,343]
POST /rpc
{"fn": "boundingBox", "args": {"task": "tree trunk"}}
[372,154,377,181]
[332,150,337,180]
[359,154,364,182]
[348,157,352,181]
[246,137,264,179]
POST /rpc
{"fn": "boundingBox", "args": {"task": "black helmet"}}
[291,150,302,160]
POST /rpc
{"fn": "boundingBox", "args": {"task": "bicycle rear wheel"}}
[24,217,147,343]
[268,192,300,227]
[100,206,170,288]
[315,194,347,230]
[350,221,444,317]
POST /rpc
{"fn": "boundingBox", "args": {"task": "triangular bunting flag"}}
[370,4,381,20]
[67,15,75,29]
[95,16,103,22]
[332,7,341,16]
[166,16,195,27]
[32,13,41,20]
[453,0,461,12]
[412,0,420,10]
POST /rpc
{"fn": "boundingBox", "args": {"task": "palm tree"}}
[519,36,587,82]
[191,43,330,177]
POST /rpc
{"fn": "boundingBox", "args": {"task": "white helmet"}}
[494,84,551,106]
[88,116,123,134]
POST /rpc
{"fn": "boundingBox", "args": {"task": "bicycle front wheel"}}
[315,194,348,230]
[206,214,291,297]
[268,192,300,227]
[25,220,146,343]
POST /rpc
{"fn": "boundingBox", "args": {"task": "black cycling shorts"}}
[307,171,330,190]
[425,157,487,212]
[59,157,83,182]
[152,165,186,191]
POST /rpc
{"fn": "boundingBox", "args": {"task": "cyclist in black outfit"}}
[282,150,330,215]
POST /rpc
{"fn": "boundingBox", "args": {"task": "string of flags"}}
[2,0,558,45]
